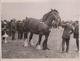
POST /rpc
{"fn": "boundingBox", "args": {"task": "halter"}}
[43,11,59,27]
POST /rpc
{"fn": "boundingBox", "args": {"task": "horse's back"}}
[29,18,41,24]
[29,18,48,29]
[28,18,41,28]
[26,18,49,34]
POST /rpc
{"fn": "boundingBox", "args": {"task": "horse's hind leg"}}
[24,32,27,39]
[28,32,33,46]
[24,31,29,47]
[36,34,42,49]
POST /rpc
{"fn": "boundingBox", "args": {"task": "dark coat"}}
[11,21,16,32]
[73,24,79,38]
[16,21,23,32]
[62,23,73,39]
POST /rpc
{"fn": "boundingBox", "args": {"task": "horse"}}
[23,9,61,50]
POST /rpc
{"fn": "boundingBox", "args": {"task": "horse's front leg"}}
[42,33,50,50]
[36,34,42,50]
[28,32,33,46]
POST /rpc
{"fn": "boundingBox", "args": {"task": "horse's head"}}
[45,9,61,28]
[51,9,61,27]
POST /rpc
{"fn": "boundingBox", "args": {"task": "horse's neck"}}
[44,15,53,27]
[42,11,52,22]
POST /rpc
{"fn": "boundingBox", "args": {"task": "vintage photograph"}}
[1,0,80,58]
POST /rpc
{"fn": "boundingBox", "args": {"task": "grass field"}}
[2,28,80,58]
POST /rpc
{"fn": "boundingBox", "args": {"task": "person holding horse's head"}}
[62,22,73,53]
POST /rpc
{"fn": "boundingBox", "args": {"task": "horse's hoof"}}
[76,50,79,53]
[43,47,50,50]
[45,48,50,50]
[36,45,42,50]
[43,48,47,50]
[24,43,28,47]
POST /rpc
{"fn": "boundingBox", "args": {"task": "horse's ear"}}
[53,9,59,14]
[51,9,54,11]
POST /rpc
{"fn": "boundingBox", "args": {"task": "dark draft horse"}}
[23,9,61,50]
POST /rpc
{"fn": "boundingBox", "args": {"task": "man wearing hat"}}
[73,21,79,52]
[62,22,73,52]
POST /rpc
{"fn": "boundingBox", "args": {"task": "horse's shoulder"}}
[39,22,48,28]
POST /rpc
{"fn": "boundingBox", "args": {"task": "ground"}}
[2,28,80,58]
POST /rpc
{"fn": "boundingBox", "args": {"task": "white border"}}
[0,0,80,61]
[1,0,50,3]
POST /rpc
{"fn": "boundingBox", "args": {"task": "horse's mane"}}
[42,9,59,22]
[42,10,52,22]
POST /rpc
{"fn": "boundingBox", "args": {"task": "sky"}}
[1,0,80,21]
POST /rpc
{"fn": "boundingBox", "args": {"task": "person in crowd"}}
[10,19,16,40]
[62,22,73,53]
[73,21,79,52]
[17,20,24,39]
